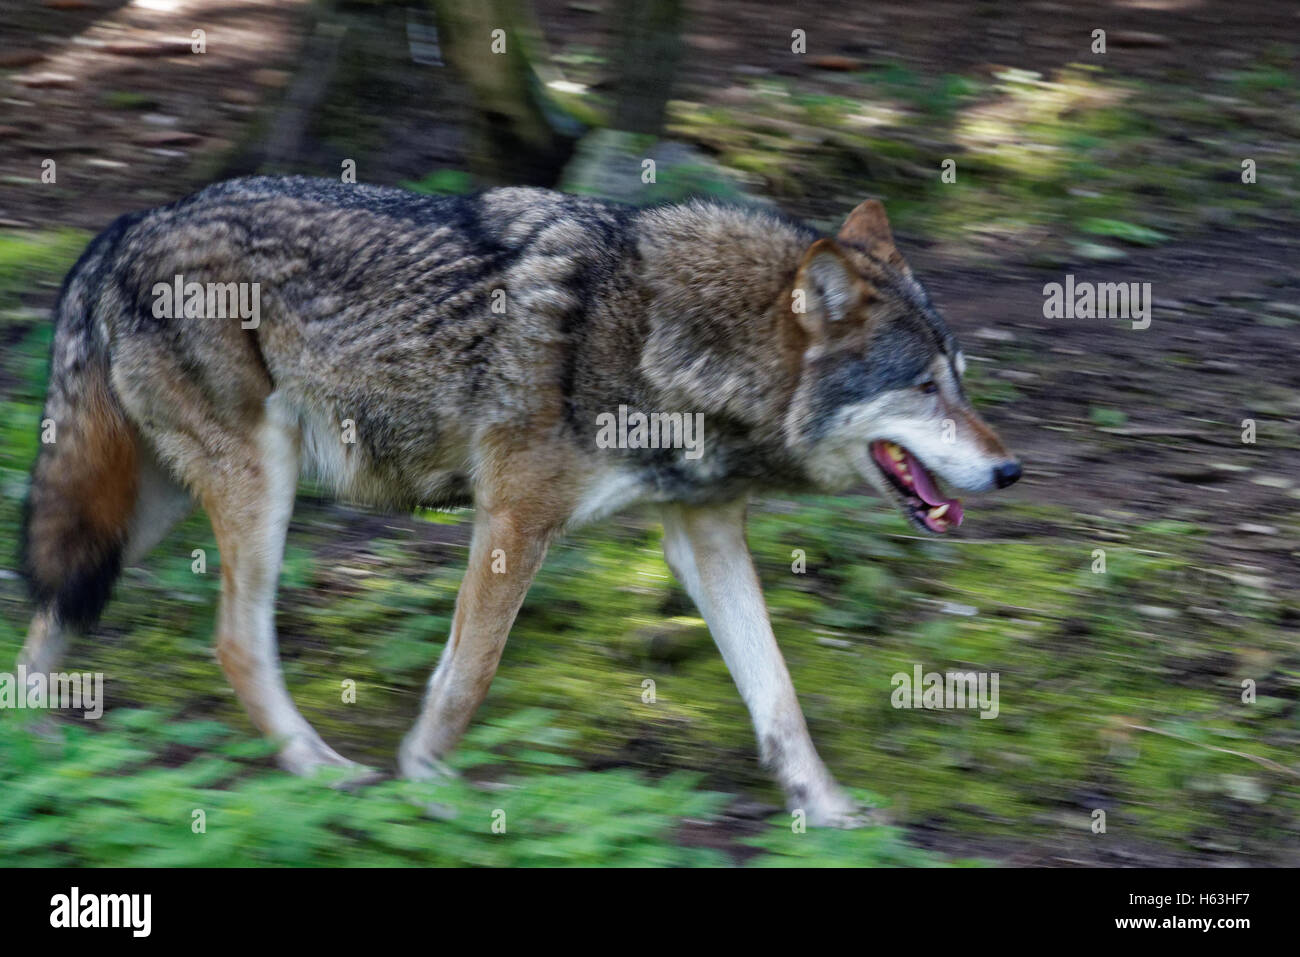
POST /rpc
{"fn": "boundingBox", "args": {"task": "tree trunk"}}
[430,0,577,185]
[611,0,685,137]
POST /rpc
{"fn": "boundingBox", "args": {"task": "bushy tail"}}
[21,240,139,631]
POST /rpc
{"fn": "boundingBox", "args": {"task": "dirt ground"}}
[5,0,1299,223]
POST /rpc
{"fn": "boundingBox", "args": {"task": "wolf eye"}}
[918,381,938,395]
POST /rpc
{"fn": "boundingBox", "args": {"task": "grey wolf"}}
[19,177,1020,826]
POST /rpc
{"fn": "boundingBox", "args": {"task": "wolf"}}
[19,177,1020,826]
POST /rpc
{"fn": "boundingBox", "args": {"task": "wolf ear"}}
[838,200,907,270]
[793,239,863,333]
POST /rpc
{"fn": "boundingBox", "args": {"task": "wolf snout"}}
[992,461,1022,489]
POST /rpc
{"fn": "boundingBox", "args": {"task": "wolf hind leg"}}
[123,449,194,566]
[198,399,361,777]
[17,610,67,686]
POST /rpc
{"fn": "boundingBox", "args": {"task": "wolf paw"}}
[328,766,388,792]
[802,789,881,829]
[24,714,61,742]
[811,805,882,829]
[396,744,459,783]
[396,745,461,819]
[278,735,364,778]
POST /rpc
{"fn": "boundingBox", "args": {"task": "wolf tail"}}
[20,227,141,631]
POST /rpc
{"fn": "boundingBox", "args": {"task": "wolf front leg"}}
[660,500,864,828]
[398,502,557,779]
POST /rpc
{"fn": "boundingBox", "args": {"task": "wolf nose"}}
[993,461,1022,489]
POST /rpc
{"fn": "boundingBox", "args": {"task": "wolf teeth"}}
[928,504,949,519]
[887,444,905,462]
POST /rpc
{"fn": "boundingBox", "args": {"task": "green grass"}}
[0,230,88,310]
[0,704,970,867]
[0,708,740,867]
[400,169,475,196]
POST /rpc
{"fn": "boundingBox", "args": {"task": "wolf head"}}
[785,201,1020,533]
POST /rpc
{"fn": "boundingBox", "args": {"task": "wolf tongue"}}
[904,450,958,509]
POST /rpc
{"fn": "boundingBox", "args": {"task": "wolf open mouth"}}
[868,440,964,533]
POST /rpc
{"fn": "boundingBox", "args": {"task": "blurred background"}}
[0,0,1297,866]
